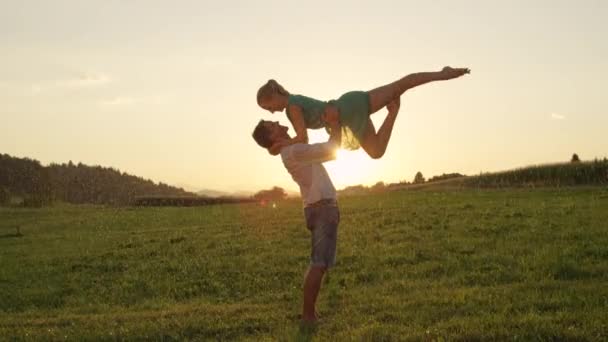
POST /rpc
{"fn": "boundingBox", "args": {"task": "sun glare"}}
[325,148,374,189]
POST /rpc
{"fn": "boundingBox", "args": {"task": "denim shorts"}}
[304,203,340,268]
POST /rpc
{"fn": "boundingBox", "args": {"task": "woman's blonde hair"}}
[257,79,289,104]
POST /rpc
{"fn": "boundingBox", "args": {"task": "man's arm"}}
[291,106,342,164]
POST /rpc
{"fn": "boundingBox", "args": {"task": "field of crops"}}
[463,159,608,188]
[1,188,607,340]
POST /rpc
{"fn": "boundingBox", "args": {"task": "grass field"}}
[1,188,608,340]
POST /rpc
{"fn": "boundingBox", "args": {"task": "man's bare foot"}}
[299,318,319,333]
[440,66,470,80]
[301,312,319,321]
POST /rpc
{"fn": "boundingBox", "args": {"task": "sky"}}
[1,0,607,193]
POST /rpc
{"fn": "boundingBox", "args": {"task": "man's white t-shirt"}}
[280,141,338,206]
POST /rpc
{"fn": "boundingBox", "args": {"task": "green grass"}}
[1,188,608,340]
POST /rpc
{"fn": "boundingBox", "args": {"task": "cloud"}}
[551,113,566,120]
[99,95,174,107]
[99,97,137,106]
[30,84,43,94]
[0,82,45,95]
[29,72,111,93]
[56,72,110,88]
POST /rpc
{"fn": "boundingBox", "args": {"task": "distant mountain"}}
[196,189,299,199]
[197,189,254,198]
[232,190,255,198]
[197,189,230,198]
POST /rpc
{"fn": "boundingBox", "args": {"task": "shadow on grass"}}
[0,233,23,239]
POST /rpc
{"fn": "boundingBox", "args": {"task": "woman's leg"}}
[367,66,469,115]
[359,113,399,160]
[360,97,401,159]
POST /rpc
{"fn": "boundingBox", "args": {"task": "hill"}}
[0,153,193,206]
[340,159,608,195]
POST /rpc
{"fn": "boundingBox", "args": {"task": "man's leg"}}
[301,204,339,323]
[302,266,326,322]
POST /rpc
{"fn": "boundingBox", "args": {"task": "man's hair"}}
[252,120,273,148]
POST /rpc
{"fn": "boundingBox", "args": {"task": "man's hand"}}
[387,97,401,115]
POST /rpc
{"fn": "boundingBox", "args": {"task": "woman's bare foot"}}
[440,66,470,80]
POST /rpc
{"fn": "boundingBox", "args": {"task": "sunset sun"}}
[324,148,374,189]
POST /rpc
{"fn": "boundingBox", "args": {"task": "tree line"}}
[0,153,192,206]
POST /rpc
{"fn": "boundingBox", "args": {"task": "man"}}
[251,98,401,324]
